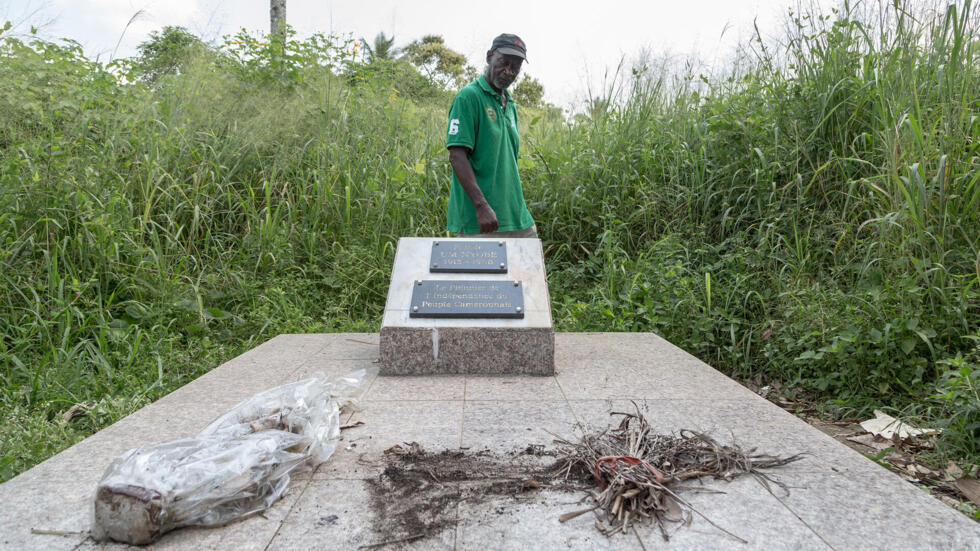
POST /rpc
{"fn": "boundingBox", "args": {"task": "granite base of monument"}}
[379,237,554,375]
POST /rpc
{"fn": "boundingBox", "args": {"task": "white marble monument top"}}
[381,237,552,329]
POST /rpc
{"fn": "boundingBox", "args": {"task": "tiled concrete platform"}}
[1,333,977,550]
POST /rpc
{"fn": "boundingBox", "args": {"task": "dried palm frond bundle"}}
[550,407,805,542]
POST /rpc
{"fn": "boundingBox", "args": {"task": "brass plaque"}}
[409,280,524,318]
[430,240,507,273]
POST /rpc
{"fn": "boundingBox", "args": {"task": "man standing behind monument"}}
[445,34,537,238]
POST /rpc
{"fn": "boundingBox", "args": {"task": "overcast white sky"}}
[2,0,832,108]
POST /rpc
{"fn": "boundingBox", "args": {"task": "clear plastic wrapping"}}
[91,369,372,545]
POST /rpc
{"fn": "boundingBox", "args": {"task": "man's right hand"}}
[449,146,498,234]
[475,203,498,233]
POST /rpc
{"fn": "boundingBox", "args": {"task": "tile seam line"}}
[363,399,465,403]
[289,343,376,421]
[362,398,466,401]
[263,473,315,551]
[273,335,369,549]
[459,376,468,449]
[550,373,580,424]
[366,398,575,403]
[284,336,345,378]
[69,532,91,551]
[759,477,839,551]
[462,398,593,403]
[453,488,460,551]
[299,357,378,363]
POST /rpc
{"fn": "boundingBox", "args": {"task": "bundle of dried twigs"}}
[550,407,805,543]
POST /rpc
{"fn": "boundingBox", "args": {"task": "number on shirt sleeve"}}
[445,90,477,149]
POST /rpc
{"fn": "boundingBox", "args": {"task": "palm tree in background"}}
[361,32,398,62]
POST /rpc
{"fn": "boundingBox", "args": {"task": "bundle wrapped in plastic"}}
[91,369,371,545]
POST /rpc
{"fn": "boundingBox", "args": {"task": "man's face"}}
[485,50,523,91]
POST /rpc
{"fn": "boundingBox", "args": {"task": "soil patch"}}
[365,443,573,545]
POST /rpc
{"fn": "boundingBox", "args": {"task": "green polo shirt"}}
[445,75,535,234]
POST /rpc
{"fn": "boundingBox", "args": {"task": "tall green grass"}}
[1,0,978,482]
[535,0,979,457]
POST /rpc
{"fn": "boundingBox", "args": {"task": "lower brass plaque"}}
[409,280,524,318]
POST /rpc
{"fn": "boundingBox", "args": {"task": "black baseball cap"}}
[491,33,527,62]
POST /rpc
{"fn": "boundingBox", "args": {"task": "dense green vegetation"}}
[1,1,978,485]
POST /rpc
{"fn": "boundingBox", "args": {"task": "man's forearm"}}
[449,149,486,208]
[449,147,497,232]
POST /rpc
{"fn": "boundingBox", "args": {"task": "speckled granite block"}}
[380,326,554,375]
[379,327,435,373]
[380,237,554,375]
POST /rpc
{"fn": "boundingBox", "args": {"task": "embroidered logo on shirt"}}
[486,106,497,122]
[448,118,460,135]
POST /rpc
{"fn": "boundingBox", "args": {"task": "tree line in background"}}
[131,26,548,108]
[0,1,977,508]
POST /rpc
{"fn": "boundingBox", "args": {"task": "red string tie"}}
[593,455,665,488]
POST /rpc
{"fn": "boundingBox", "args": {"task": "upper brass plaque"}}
[429,240,507,273]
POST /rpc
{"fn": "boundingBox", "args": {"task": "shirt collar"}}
[478,75,513,102]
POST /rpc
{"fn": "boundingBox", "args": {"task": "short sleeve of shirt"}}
[446,88,478,150]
